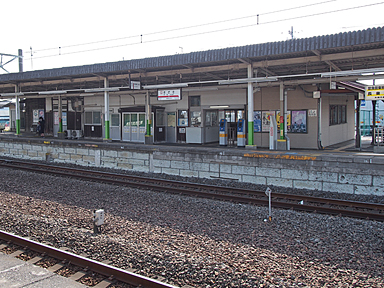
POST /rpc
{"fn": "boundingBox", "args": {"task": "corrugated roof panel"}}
[273,42,278,55]
[1,26,384,83]
[351,31,357,45]
[293,39,298,53]
[321,35,326,49]
[372,27,379,42]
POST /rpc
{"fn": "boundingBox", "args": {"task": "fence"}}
[374,127,384,146]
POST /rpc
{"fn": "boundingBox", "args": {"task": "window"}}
[156,110,166,126]
[330,105,347,125]
[111,114,120,127]
[190,111,201,127]
[205,110,218,127]
[85,111,102,125]
[190,95,201,107]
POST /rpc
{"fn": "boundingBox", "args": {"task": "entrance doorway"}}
[223,109,245,143]
[166,112,176,143]
[122,112,146,142]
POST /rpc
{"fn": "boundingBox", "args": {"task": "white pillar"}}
[247,64,254,145]
[280,82,284,140]
[15,85,21,135]
[104,78,110,140]
[58,95,63,133]
[145,90,151,136]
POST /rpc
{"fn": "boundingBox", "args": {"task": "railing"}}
[374,127,384,146]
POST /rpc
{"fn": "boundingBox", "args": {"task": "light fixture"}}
[79,93,95,96]
[39,90,67,95]
[219,77,278,85]
[84,87,120,93]
[209,105,229,109]
[357,74,384,81]
[321,68,384,78]
[143,83,189,89]
[184,87,219,92]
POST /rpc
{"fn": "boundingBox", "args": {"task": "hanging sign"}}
[365,85,384,100]
[158,89,181,101]
[130,81,141,90]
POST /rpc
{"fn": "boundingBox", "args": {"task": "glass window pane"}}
[190,96,200,107]
[131,114,138,126]
[124,114,131,126]
[139,114,145,127]
[111,114,120,127]
[93,112,101,124]
[156,110,165,126]
[205,110,218,127]
[191,111,201,127]
[85,112,92,124]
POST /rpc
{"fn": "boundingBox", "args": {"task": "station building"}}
[0,26,383,150]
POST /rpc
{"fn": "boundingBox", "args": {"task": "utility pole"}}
[18,49,23,72]
[0,50,23,73]
[288,26,294,39]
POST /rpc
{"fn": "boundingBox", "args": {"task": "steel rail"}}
[2,158,382,211]
[0,159,383,221]
[0,229,178,288]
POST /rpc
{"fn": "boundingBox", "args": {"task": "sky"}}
[1,0,384,73]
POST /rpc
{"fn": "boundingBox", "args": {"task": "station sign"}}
[158,89,182,101]
[130,81,141,90]
[365,85,384,100]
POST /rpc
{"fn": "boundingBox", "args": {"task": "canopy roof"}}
[0,26,383,95]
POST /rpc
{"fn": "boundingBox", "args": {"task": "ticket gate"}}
[219,119,228,146]
[237,119,245,147]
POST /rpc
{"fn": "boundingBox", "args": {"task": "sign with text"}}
[158,89,181,101]
[130,81,141,90]
[365,85,384,100]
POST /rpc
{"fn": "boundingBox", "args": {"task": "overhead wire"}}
[24,1,384,61]
[25,0,336,56]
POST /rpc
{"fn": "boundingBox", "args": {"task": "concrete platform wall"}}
[0,139,383,196]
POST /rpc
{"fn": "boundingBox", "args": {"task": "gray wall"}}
[0,139,382,196]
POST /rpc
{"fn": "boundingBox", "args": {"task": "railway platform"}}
[0,132,382,196]
[0,251,86,288]
[0,131,378,153]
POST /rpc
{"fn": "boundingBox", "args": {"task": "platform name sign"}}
[158,89,181,101]
[365,85,384,100]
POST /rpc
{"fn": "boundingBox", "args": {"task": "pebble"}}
[0,166,383,287]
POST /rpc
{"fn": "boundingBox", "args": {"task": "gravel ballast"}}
[0,167,383,287]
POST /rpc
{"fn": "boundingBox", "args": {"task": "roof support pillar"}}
[145,90,153,141]
[247,64,254,145]
[280,83,284,140]
[58,96,63,134]
[15,85,20,135]
[104,77,111,141]
[284,88,288,140]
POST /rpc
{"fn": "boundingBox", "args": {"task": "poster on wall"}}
[33,109,44,123]
[253,111,261,132]
[276,111,291,132]
[262,111,275,132]
[289,110,307,133]
[54,112,67,125]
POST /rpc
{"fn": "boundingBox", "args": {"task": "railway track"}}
[0,158,383,222]
[0,229,179,288]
